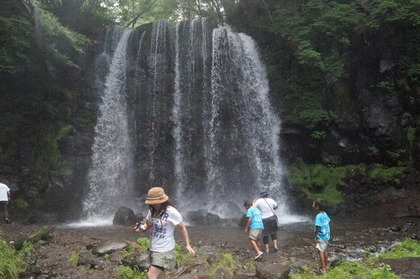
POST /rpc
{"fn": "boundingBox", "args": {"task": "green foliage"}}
[28,125,62,194]
[13,198,30,211]
[377,238,420,260]
[209,252,236,278]
[68,251,79,264]
[0,238,27,279]
[324,261,399,279]
[368,146,380,155]
[35,7,90,70]
[296,93,330,128]
[311,131,327,140]
[175,243,193,266]
[57,125,74,140]
[136,237,150,250]
[116,265,147,279]
[291,238,420,278]
[287,162,346,205]
[124,244,137,255]
[0,15,33,74]
[407,127,416,148]
[369,165,405,184]
[271,0,366,89]
[287,162,408,205]
[18,241,34,258]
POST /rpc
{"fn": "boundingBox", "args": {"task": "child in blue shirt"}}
[313,198,331,273]
[244,199,264,260]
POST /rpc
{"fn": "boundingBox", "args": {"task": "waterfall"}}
[85,19,288,221]
[83,27,135,222]
[203,27,283,216]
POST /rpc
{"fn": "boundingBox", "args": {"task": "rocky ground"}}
[1,214,419,279]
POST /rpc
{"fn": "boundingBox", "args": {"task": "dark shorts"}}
[262,215,277,236]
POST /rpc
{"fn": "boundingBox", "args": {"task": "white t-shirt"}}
[147,205,182,252]
[0,183,10,201]
[254,197,277,219]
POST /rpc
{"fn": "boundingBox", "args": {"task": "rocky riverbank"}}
[0,216,418,278]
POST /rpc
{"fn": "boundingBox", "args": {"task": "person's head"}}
[145,186,171,211]
[312,198,326,211]
[244,199,253,209]
[259,191,269,198]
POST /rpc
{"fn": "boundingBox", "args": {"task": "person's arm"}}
[7,191,10,200]
[244,217,251,234]
[314,225,320,241]
[177,221,196,256]
[272,199,278,210]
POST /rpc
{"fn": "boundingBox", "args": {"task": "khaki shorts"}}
[249,229,263,241]
[316,240,329,252]
[149,249,176,270]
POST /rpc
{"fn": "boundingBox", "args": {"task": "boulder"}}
[113,206,137,226]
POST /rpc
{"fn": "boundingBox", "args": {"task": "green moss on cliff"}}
[287,162,408,205]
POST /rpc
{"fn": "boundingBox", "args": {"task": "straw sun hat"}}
[145,187,169,205]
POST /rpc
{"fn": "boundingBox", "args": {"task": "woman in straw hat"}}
[134,186,195,278]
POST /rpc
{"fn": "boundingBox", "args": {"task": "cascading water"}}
[84,19,291,222]
[83,27,135,223]
[203,27,284,216]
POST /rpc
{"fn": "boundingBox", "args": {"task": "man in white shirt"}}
[254,191,279,253]
[0,182,11,223]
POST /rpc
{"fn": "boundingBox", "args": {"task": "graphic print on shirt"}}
[151,211,169,239]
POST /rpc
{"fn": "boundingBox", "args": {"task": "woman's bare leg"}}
[147,265,165,279]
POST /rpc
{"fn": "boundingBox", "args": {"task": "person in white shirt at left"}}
[0,182,11,223]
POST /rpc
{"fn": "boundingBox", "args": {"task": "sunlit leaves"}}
[0,1,33,74]
[36,7,90,69]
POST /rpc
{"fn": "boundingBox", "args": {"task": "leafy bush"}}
[378,238,420,260]
[0,238,27,279]
[136,237,150,251]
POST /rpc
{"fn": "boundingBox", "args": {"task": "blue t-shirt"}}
[246,206,264,230]
[314,212,330,241]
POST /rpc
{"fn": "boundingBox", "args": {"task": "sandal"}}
[254,252,263,260]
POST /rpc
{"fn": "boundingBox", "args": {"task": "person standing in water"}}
[254,191,279,253]
[312,198,331,274]
[133,186,195,279]
[243,199,264,260]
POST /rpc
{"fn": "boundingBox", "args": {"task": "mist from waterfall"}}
[84,19,292,223]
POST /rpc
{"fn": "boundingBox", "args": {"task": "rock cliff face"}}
[280,60,419,169]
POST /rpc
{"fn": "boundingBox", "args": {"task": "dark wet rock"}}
[186,210,224,226]
[256,262,290,279]
[121,251,149,271]
[381,257,420,279]
[77,254,102,268]
[289,259,313,273]
[113,206,137,226]
[92,240,128,256]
